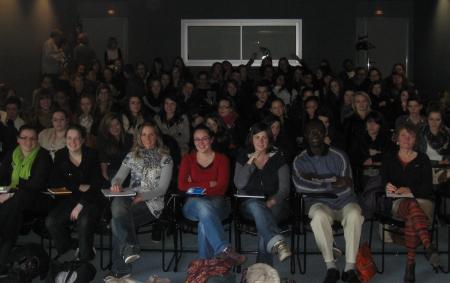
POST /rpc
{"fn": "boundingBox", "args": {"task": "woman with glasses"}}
[0,125,52,276]
[178,125,246,264]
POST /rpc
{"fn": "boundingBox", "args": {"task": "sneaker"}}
[341,269,361,283]
[272,240,292,262]
[216,247,246,265]
[103,271,131,282]
[323,268,340,283]
[122,245,140,264]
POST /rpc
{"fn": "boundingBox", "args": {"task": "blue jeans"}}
[182,197,230,259]
[110,197,155,274]
[240,198,287,265]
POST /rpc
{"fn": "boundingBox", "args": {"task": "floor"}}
[25,221,450,283]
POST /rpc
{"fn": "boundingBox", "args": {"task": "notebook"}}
[386,192,414,198]
[0,186,13,194]
[234,193,265,199]
[102,189,136,197]
[47,187,72,195]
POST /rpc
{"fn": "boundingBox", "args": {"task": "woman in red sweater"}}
[178,125,245,265]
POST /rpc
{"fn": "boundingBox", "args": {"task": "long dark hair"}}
[98,113,126,155]
[159,94,183,126]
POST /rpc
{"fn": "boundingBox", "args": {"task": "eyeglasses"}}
[193,136,210,143]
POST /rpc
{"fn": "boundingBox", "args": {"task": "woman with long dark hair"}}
[154,95,190,155]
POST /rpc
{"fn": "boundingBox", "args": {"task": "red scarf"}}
[221,112,237,128]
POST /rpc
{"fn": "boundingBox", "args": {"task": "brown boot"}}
[404,262,415,283]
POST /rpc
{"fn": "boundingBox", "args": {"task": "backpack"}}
[356,242,377,283]
[0,243,50,283]
[46,260,96,283]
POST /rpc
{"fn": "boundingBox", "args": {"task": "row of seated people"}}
[0,116,445,283]
[0,81,442,169]
[0,57,431,166]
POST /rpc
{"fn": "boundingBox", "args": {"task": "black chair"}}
[233,193,296,274]
[295,192,344,274]
[436,181,450,273]
[370,196,439,274]
[167,192,233,272]
[97,193,177,272]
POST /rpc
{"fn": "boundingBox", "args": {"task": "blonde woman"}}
[107,122,173,279]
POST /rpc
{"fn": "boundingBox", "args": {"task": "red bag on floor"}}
[356,242,377,283]
[185,258,233,283]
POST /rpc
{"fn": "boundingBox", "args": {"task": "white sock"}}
[345,262,355,271]
[326,261,337,270]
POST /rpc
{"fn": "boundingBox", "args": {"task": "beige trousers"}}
[309,202,365,263]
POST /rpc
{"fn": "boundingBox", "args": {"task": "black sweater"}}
[380,151,433,200]
[50,146,103,206]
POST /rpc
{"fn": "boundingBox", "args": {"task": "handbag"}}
[356,242,377,283]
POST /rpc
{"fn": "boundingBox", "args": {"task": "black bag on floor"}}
[0,243,50,283]
[46,260,96,283]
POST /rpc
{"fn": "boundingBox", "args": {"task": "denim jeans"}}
[110,197,155,274]
[182,196,230,259]
[240,198,288,265]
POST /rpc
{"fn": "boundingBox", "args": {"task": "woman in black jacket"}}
[0,125,52,276]
[46,125,104,261]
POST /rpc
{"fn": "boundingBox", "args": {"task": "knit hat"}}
[244,263,280,283]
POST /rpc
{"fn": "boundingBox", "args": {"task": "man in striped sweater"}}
[293,120,364,283]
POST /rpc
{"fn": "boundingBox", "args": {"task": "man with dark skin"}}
[293,120,364,283]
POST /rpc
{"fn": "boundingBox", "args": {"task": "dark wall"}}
[92,0,360,71]
[78,0,414,72]
[1,0,417,100]
[0,0,78,101]
[414,0,450,95]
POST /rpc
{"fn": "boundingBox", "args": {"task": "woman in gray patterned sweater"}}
[106,121,173,280]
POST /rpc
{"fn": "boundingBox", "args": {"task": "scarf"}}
[221,112,237,128]
[10,146,40,188]
[424,125,450,155]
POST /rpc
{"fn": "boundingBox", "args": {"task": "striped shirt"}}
[292,147,357,209]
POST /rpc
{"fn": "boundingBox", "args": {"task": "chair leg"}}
[446,225,450,273]
[378,225,385,274]
[290,230,295,274]
[369,218,374,249]
[173,226,181,272]
[235,224,242,273]
[162,223,177,272]
[99,231,105,270]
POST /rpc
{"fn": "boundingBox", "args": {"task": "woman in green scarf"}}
[0,125,52,277]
